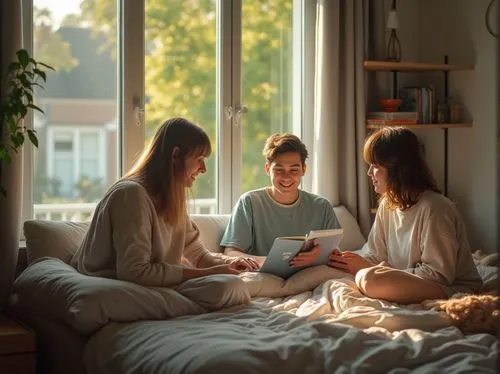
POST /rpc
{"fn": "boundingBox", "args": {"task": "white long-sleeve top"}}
[70,180,228,287]
[361,190,482,295]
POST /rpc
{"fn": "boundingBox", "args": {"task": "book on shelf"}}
[367,118,418,126]
[259,228,344,279]
[367,111,419,120]
[398,86,436,124]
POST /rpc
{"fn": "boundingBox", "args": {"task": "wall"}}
[393,0,498,252]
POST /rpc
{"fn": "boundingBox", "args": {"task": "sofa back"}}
[23,206,365,266]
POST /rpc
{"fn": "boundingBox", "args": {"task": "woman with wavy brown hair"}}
[71,117,257,289]
[328,127,482,304]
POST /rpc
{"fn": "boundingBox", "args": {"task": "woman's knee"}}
[355,266,375,294]
[355,265,391,298]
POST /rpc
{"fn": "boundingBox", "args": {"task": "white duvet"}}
[14,258,499,374]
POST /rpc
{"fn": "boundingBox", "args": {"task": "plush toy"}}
[423,291,500,336]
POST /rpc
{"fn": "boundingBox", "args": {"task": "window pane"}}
[33,0,117,221]
[144,0,217,214]
[241,0,294,192]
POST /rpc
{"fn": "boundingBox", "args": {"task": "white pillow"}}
[23,220,90,265]
[191,214,230,253]
[333,206,366,251]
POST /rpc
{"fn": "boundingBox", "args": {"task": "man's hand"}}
[227,257,260,272]
[289,242,320,268]
[327,250,375,275]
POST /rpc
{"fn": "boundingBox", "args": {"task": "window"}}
[46,127,106,199]
[24,0,305,224]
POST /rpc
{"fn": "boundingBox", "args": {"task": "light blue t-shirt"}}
[220,188,340,256]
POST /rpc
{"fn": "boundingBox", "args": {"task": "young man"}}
[220,133,340,270]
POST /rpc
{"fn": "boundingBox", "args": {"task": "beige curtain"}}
[306,0,385,237]
[0,0,23,310]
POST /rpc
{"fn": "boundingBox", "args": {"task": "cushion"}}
[191,214,231,253]
[14,257,250,334]
[24,220,90,265]
[333,206,366,251]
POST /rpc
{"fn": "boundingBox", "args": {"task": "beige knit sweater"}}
[71,180,227,287]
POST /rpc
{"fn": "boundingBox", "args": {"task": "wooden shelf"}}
[363,61,474,72]
[367,123,472,130]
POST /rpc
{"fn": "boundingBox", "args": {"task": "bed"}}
[9,207,499,374]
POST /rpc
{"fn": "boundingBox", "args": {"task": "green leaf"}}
[10,134,20,148]
[0,186,6,197]
[8,117,17,132]
[25,92,33,103]
[27,103,44,114]
[33,68,47,82]
[16,49,29,67]
[0,145,7,160]
[38,62,55,71]
[27,129,39,147]
[17,132,25,146]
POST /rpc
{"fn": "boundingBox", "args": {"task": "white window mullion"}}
[301,0,317,192]
[230,0,243,207]
[120,0,145,175]
[217,0,236,214]
[292,0,304,138]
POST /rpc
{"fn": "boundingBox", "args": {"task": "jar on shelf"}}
[449,99,462,123]
[436,101,449,124]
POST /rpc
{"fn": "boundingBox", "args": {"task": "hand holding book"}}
[289,239,321,268]
[259,228,343,279]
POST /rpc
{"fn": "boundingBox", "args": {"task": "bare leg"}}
[355,265,447,304]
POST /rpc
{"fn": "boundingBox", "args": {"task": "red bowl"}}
[380,99,401,112]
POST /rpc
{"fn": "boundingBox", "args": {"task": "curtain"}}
[0,0,23,310]
[304,0,384,237]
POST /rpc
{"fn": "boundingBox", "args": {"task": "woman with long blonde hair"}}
[71,117,257,288]
[328,127,481,304]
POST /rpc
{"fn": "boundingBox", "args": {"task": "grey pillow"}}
[23,220,90,265]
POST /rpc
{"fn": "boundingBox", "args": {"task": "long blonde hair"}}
[124,117,211,225]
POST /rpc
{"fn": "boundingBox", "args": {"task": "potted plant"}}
[0,48,54,196]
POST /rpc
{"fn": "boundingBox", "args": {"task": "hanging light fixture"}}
[386,0,402,61]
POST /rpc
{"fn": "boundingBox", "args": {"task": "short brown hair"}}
[262,133,308,164]
[363,127,439,210]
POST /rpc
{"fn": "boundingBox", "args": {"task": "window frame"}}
[46,125,107,197]
[22,0,309,233]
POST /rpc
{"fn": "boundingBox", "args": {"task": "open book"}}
[259,228,344,279]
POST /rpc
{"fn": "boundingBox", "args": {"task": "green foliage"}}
[75,176,106,202]
[0,49,54,196]
[34,7,79,72]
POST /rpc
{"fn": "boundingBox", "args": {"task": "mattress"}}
[12,258,500,374]
[84,297,499,374]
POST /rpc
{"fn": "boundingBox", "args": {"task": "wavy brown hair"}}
[363,127,440,210]
[124,117,211,226]
[262,133,309,164]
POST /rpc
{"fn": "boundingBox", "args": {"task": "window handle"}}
[225,104,248,127]
[133,97,144,127]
